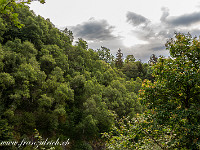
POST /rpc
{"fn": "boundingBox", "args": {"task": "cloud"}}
[68,18,126,56]
[124,10,176,61]
[70,18,116,41]
[88,38,126,54]
[161,8,200,26]
[160,7,169,22]
[169,12,200,26]
[122,42,168,62]
[126,11,150,26]
[68,9,200,62]
[126,8,200,62]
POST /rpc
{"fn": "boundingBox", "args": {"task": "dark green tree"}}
[115,48,123,69]
[97,46,114,64]
[0,3,145,149]
[62,27,74,43]
[148,54,158,65]
[76,38,88,50]
[125,54,135,64]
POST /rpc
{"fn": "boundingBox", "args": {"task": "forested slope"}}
[0,1,199,150]
[0,2,145,149]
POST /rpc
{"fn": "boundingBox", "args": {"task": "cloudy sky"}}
[29,0,200,62]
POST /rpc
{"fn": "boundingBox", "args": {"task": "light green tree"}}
[103,33,200,149]
[140,33,200,149]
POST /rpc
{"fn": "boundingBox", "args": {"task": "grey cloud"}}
[131,24,172,43]
[160,7,169,22]
[126,11,150,26]
[189,29,200,36]
[160,8,200,26]
[68,18,126,56]
[126,9,200,62]
[68,9,200,63]
[70,18,116,41]
[88,38,126,55]
[127,43,169,62]
[169,12,200,26]
[151,45,166,51]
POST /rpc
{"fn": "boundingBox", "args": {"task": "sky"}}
[29,0,200,62]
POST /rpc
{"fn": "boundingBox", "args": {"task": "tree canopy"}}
[0,3,146,149]
[104,33,200,149]
[0,1,199,150]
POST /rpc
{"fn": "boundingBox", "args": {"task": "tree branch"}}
[135,117,167,150]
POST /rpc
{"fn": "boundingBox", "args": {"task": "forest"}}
[0,0,199,150]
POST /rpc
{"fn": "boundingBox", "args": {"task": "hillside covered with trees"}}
[0,1,199,150]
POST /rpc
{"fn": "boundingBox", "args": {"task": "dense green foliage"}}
[1,1,199,150]
[104,33,200,149]
[0,1,148,149]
